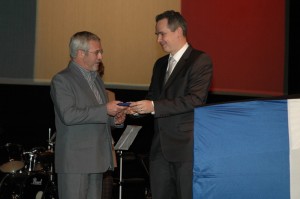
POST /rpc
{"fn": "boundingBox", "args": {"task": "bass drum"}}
[0,172,58,199]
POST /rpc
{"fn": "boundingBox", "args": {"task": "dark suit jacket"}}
[147,46,213,162]
[50,62,114,173]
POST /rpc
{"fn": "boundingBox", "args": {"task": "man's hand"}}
[106,101,127,116]
[129,100,154,114]
[114,111,126,125]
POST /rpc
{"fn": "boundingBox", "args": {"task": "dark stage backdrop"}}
[0,0,36,79]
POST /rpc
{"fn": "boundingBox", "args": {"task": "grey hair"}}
[69,31,100,58]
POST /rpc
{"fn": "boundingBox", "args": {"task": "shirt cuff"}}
[151,101,155,115]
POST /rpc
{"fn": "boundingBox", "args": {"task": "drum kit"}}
[0,130,58,199]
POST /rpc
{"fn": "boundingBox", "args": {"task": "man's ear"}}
[78,49,85,57]
[176,27,184,37]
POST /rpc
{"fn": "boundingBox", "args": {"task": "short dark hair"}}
[156,10,187,37]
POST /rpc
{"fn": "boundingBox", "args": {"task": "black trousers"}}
[149,152,193,199]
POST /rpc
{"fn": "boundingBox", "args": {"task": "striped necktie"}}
[165,56,176,84]
[87,74,103,104]
[90,81,102,104]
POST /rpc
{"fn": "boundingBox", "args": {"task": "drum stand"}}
[27,152,36,172]
[44,128,58,198]
[47,128,55,182]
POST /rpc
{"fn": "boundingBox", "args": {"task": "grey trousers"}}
[57,173,103,199]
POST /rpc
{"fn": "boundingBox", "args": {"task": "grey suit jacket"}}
[147,46,213,162]
[50,62,114,173]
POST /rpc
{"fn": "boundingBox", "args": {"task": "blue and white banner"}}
[194,99,300,199]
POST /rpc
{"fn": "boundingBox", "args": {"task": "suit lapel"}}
[159,56,169,90]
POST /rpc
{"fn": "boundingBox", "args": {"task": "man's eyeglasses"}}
[87,49,104,56]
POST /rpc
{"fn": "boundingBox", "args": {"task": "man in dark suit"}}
[129,10,213,199]
[50,31,126,199]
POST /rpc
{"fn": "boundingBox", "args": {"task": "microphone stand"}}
[117,150,124,199]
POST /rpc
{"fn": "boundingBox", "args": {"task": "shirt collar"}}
[72,61,98,81]
[170,43,189,62]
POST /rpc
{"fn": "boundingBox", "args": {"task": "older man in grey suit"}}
[51,31,126,199]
